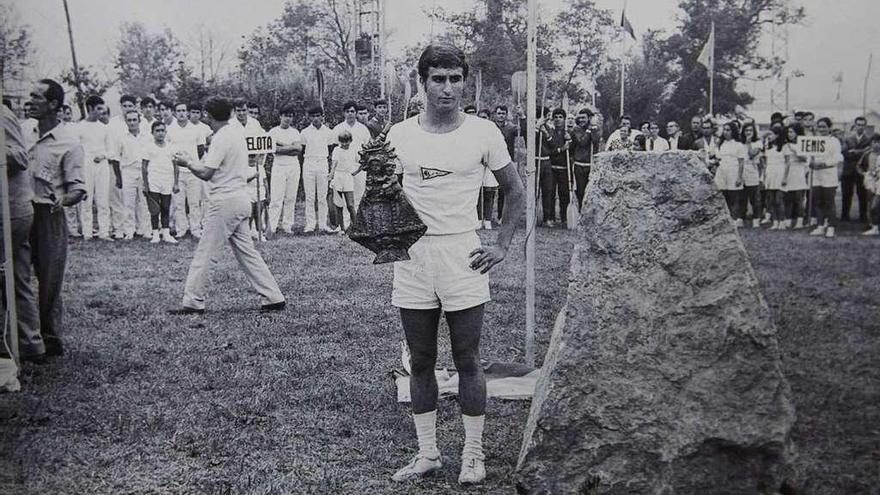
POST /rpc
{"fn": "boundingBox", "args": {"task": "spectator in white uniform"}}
[109,109,151,239]
[266,106,302,234]
[74,95,117,240]
[808,117,844,238]
[166,102,206,239]
[299,105,336,233]
[168,96,285,315]
[141,120,180,244]
[107,94,139,238]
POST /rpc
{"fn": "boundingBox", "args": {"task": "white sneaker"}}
[734,218,743,228]
[793,218,804,229]
[113,232,125,240]
[483,220,493,230]
[162,230,178,244]
[752,219,760,228]
[150,231,160,244]
[809,226,825,236]
[392,454,443,482]
[97,234,114,241]
[303,227,315,234]
[824,226,835,238]
[809,217,818,227]
[458,455,486,484]
[122,232,134,240]
[861,226,879,236]
[768,222,779,230]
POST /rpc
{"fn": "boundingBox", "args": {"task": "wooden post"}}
[62,0,85,119]
[525,0,537,367]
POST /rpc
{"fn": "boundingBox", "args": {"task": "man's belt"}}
[536,156,550,161]
[574,161,591,167]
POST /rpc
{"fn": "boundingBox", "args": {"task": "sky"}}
[11,0,880,111]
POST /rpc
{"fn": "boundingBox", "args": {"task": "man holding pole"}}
[386,43,525,485]
[168,96,285,315]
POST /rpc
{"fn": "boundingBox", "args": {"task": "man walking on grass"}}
[386,43,525,485]
[168,97,285,315]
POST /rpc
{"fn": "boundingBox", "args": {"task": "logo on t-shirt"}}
[420,167,453,181]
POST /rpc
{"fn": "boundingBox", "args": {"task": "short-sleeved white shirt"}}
[387,113,512,235]
[331,145,359,175]
[268,125,302,167]
[115,130,148,171]
[718,140,748,169]
[142,141,176,194]
[74,120,113,160]
[332,120,371,151]
[301,124,336,159]
[230,116,264,134]
[202,123,249,199]
[166,120,205,164]
[812,135,843,187]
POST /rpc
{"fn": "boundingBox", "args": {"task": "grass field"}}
[0,217,877,494]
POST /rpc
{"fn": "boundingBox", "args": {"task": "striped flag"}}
[697,22,715,72]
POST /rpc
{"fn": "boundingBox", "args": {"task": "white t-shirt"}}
[645,136,670,151]
[202,123,249,199]
[387,113,512,235]
[230,116,264,134]
[142,141,176,194]
[268,125,302,167]
[301,124,336,160]
[114,130,149,171]
[166,120,205,166]
[331,145,359,175]
[718,140,748,169]
[811,135,843,188]
[332,120,371,151]
[74,120,113,161]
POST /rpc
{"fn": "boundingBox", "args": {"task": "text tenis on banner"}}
[244,133,276,155]
[796,136,834,157]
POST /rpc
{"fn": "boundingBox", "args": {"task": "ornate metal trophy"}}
[347,126,427,264]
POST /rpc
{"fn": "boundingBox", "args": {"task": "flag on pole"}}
[620,7,635,40]
[697,23,715,71]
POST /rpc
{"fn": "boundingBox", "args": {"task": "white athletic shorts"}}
[392,230,490,312]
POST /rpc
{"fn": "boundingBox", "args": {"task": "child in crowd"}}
[328,130,358,233]
[141,121,179,244]
[762,125,787,229]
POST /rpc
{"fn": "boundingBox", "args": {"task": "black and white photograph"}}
[0,0,878,493]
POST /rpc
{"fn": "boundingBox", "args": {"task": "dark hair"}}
[120,94,137,105]
[552,108,566,119]
[620,114,632,123]
[233,98,248,110]
[578,108,594,118]
[639,120,650,129]
[151,120,166,133]
[495,105,508,113]
[61,104,71,112]
[855,116,867,125]
[355,104,367,112]
[719,122,737,146]
[817,117,832,128]
[141,97,156,107]
[770,112,784,123]
[463,104,477,113]
[159,100,174,110]
[342,100,357,112]
[204,96,233,121]
[417,43,469,81]
[477,109,490,118]
[124,109,140,120]
[307,105,324,116]
[85,94,104,111]
[787,123,805,140]
[803,111,815,119]
[739,122,759,143]
[373,99,388,107]
[173,102,187,111]
[188,102,202,111]
[794,111,805,119]
[38,79,64,109]
[279,106,295,116]
[247,101,259,110]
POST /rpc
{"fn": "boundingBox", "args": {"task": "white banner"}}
[796,136,834,157]
[244,133,275,155]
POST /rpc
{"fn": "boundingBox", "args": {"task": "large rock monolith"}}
[516,151,795,495]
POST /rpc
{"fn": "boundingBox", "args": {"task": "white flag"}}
[697,22,715,71]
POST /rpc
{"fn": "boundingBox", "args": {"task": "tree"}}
[553,0,617,102]
[60,65,112,117]
[115,22,184,97]
[0,1,33,94]
[660,0,805,122]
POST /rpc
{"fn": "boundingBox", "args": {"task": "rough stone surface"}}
[516,151,796,495]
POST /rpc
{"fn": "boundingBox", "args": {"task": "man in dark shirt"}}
[366,98,389,138]
[666,120,693,150]
[543,108,570,227]
[492,105,518,220]
[570,108,600,211]
[842,116,873,223]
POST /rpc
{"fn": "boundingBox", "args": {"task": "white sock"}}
[413,410,440,459]
[461,414,485,460]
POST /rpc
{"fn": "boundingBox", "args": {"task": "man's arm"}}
[60,144,88,207]
[1,106,28,172]
[469,162,526,274]
[179,156,216,181]
[109,159,122,188]
[141,159,151,195]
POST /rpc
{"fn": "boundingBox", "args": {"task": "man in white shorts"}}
[387,43,525,485]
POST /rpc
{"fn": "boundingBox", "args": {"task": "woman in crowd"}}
[857,134,880,236]
[762,125,787,229]
[781,124,809,229]
[807,117,843,238]
[740,122,763,227]
[714,121,747,226]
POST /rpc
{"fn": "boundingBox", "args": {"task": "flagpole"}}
[619,58,625,117]
[863,53,873,116]
[525,0,537,367]
[708,21,715,116]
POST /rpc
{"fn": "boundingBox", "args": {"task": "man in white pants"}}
[74,95,117,240]
[299,105,336,233]
[387,44,525,485]
[167,102,206,239]
[189,103,214,230]
[108,110,151,239]
[267,106,302,234]
[107,94,140,238]
[168,96,285,315]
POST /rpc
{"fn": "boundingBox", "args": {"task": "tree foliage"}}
[115,22,184,97]
[553,0,618,101]
[0,1,33,92]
